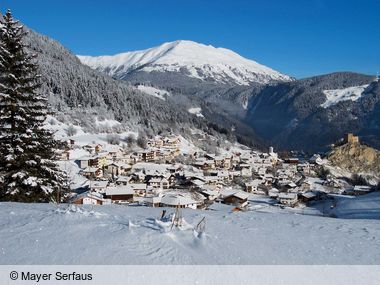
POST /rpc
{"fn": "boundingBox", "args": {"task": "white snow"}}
[0,202,379,264]
[44,115,138,147]
[95,118,121,128]
[188,107,204,118]
[321,85,369,108]
[78,40,292,86]
[136,85,170,100]
[330,192,380,219]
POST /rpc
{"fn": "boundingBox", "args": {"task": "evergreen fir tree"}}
[0,10,67,202]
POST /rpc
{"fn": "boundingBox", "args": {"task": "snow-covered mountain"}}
[78,40,292,86]
[246,72,380,152]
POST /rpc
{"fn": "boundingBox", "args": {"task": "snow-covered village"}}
[53,122,376,214]
[1,3,380,284]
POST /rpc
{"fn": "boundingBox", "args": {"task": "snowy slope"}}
[78,40,291,86]
[1,202,379,264]
[330,192,380,219]
[135,85,170,101]
[188,107,204,118]
[321,84,369,108]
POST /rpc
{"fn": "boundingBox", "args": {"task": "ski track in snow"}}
[0,202,380,265]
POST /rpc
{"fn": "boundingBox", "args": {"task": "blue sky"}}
[1,0,379,78]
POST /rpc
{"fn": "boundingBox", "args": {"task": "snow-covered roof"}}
[129,183,147,190]
[200,189,219,197]
[191,180,205,187]
[81,167,100,173]
[269,188,279,193]
[116,176,131,183]
[161,194,198,206]
[232,191,249,200]
[149,178,163,183]
[354,185,372,192]
[106,186,134,196]
[90,180,109,188]
[220,189,249,200]
[301,192,317,199]
[287,182,297,188]
[278,193,297,199]
[245,180,261,187]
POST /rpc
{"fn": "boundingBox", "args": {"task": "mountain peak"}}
[78,40,292,85]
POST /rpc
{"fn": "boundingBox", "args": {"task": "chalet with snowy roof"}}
[198,187,219,201]
[239,153,252,162]
[105,162,132,177]
[245,180,261,193]
[190,179,205,188]
[297,163,311,174]
[134,196,162,207]
[160,193,200,209]
[229,170,241,178]
[148,177,170,189]
[208,170,231,182]
[213,156,225,168]
[309,154,323,165]
[167,164,181,173]
[284,158,299,164]
[277,193,298,206]
[193,158,215,170]
[76,157,91,169]
[353,185,372,195]
[72,192,111,205]
[116,176,132,185]
[130,172,146,183]
[256,166,267,176]
[163,136,180,147]
[299,191,318,203]
[80,154,108,169]
[80,167,102,179]
[103,145,124,160]
[220,190,249,207]
[268,188,279,198]
[105,186,134,203]
[128,183,148,196]
[82,143,102,154]
[89,180,109,192]
[238,163,252,177]
[151,137,164,148]
[299,180,312,191]
[344,185,373,196]
[204,176,224,186]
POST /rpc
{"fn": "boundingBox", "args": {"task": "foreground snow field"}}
[1,202,379,265]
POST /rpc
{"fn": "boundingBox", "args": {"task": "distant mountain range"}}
[78,41,380,152]
[21,22,380,153]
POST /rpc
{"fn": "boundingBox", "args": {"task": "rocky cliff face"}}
[328,142,380,179]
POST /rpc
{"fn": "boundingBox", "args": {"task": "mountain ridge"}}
[78,40,292,86]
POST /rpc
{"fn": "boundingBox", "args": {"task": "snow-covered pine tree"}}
[0,10,67,202]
